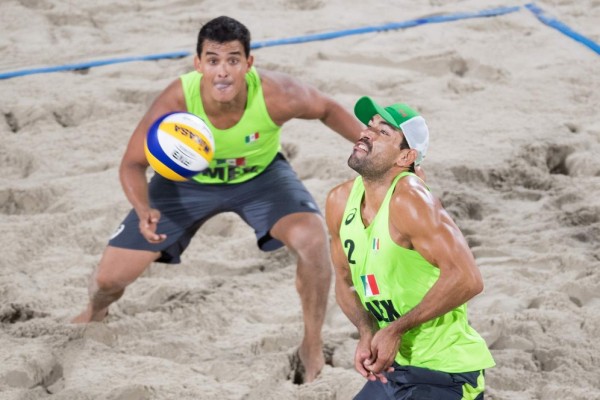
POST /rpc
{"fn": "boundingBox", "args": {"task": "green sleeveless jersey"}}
[339,172,495,373]
[180,67,281,184]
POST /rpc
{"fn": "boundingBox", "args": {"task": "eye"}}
[380,129,390,136]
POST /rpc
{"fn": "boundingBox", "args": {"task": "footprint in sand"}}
[0,186,64,215]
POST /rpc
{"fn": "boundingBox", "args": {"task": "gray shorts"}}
[354,364,485,400]
[108,153,320,263]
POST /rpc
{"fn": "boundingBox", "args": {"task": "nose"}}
[360,126,374,140]
[217,62,229,78]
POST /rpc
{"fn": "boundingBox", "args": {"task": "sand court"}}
[1,1,599,398]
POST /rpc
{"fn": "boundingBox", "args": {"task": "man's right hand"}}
[355,334,374,379]
[138,208,167,243]
[356,333,393,384]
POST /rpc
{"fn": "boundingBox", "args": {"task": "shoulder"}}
[258,69,297,124]
[137,78,186,128]
[325,179,355,228]
[390,175,440,230]
[258,70,301,106]
[393,175,433,205]
[258,68,300,96]
[327,179,355,202]
[259,68,312,106]
[258,68,328,124]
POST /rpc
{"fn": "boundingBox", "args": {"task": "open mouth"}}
[214,82,232,91]
[353,138,371,153]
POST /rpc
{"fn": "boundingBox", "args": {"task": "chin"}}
[209,87,236,103]
[214,93,236,104]
[214,96,233,104]
[347,155,363,173]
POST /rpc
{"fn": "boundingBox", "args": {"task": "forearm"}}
[119,162,151,215]
[321,102,362,143]
[388,270,481,336]
[335,280,378,337]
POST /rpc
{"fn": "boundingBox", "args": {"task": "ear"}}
[193,55,202,73]
[246,54,254,71]
[396,149,417,168]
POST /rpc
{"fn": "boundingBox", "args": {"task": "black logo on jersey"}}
[366,299,401,323]
[201,165,259,182]
[345,208,357,225]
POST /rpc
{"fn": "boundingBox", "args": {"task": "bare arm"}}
[119,78,187,242]
[261,69,363,143]
[367,176,484,373]
[326,182,388,381]
[326,182,378,336]
[391,177,483,332]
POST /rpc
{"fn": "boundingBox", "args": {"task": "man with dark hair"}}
[326,97,494,398]
[72,15,363,383]
[197,16,251,57]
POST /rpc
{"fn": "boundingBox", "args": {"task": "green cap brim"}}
[354,96,400,129]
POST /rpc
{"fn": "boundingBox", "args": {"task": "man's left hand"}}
[365,326,401,377]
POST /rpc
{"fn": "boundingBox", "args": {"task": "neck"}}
[361,167,409,190]
[360,168,409,220]
[202,86,248,114]
[200,80,248,129]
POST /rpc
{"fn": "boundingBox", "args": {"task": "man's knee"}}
[285,217,329,258]
[93,271,127,294]
[293,227,332,290]
[91,247,156,293]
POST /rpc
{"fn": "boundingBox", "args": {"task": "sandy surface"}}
[1,0,599,399]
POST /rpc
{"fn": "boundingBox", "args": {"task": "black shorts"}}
[354,364,485,400]
[108,153,320,263]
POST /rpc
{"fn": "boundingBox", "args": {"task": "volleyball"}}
[144,112,215,181]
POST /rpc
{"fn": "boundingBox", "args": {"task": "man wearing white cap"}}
[325,97,494,399]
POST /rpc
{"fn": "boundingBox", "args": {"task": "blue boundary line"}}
[0,6,519,80]
[0,51,191,80]
[525,3,600,55]
[251,6,520,49]
[1,4,597,80]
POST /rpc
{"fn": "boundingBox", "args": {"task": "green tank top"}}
[339,172,495,373]
[180,67,281,184]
